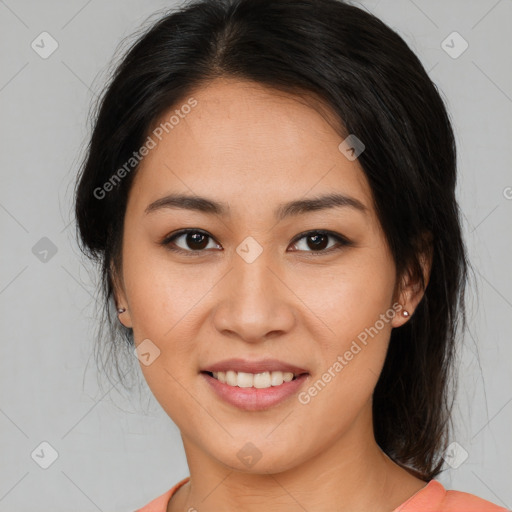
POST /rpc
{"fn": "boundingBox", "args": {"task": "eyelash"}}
[160,229,353,257]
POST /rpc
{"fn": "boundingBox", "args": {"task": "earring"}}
[402,309,410,317]
[117,307,126,314]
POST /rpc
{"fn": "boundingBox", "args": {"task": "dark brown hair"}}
[74,0,470,481]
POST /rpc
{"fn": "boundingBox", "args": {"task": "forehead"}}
[129,78,374,217]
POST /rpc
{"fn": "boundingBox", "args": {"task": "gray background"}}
[0,0,511,510]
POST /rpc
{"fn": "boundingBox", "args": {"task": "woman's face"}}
[115,78,415,473]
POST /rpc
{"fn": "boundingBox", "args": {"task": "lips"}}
[201,371,310,411]
[200,358,310,411]
[201,358,309,375]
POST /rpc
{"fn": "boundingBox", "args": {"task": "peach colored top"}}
[134,476,509,512]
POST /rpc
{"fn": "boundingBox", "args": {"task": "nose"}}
[212,249,296,343]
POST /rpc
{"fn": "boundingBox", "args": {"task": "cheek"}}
[121,238,208,389]
[294,249,397,405]
[122,245,205,421]
[292,252,396,347]
[296,276,396,439]
[122,235,198,332]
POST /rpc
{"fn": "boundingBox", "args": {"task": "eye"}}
[160,228,352,256]
[161,229,221,255]
[289,230,352,256]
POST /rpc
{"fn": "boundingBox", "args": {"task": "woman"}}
[74,0,508,510]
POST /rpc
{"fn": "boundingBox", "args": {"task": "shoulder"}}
[396,480,509,512]
[443,486,509,512]
[134,477,190,512]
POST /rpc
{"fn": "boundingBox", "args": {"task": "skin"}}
[113,77,432,512]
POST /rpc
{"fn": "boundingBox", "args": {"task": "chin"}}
[209,440,306,475]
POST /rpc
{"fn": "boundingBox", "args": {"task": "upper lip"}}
[201,358,309,375]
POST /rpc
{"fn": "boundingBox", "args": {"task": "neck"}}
[170,407,427,512]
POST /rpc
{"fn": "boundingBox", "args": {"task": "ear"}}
[391,231,433,328]
[110,259,133,329]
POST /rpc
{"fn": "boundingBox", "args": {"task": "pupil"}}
[188,232,208,250]
[308,234,327,251]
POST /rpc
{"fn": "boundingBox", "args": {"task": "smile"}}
[208,370,300,388]
[201,371,309,411]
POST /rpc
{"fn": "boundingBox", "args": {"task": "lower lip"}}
[201,372,309,411]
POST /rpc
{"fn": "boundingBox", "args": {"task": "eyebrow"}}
[144,192,368,220]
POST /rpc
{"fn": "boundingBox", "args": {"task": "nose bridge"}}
[212,236,295,340]
[232,236,277,303]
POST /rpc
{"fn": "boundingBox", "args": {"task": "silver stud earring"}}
[117,307,126,314]
[402,309,410,317]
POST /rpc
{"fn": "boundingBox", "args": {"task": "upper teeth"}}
[212,370,297,388]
